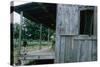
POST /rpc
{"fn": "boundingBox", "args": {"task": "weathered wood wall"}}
[55,4,97,63]
[56,5,79,35]
[72,35,97,62]
[55,4,79,63]
[57,35,97,63]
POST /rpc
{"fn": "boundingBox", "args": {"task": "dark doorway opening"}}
[79,10,94,35]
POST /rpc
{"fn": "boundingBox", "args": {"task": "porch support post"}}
[48,28,50,47]
[18,11,23,65]
[39,24,42,49]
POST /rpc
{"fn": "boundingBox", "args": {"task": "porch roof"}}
[13,2,57,30]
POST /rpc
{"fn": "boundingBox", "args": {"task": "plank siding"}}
[59,36,65,63]
[64,36,72,62]
[56,4,79,35]
[91,40,97,61]
[73,39,97,62]
[55,4,97,63]
[55,4,79,63]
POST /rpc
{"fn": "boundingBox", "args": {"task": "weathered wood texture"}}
[56,5,79,35]
[55,35,97,63]
[93,7,97,36]
[72,36,97,62]
[55,4,79,63]
[55,4,97,63]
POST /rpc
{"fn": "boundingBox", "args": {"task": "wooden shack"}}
[11,2,97,65]
[55,4,97,63]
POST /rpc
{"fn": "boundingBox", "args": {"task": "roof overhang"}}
[13,2,57,30]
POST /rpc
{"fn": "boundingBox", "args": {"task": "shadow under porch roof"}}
[13,2,57,30]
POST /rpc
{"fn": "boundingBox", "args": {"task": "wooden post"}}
[48,28,50,47]
[39,24,42,49]
[18,11,23,64]
[94,7,97,36]
[10,1,14,65]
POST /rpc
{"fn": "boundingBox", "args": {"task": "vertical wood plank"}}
[55,4,62,63]
[93,7,97,36]
[55,35,61,63]
[80,40,89,61]
[72,39,77,62]
[87,40,92,61]
[64,36,72,62]
[79,40,92,61]
[91,40,97,61]
[59,36,65,63]
[75,40,81,62]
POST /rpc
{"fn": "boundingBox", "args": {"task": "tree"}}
[13,18,55,41]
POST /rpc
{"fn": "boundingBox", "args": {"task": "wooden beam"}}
[10,1,14,65]
[18,11,23,65]
[39,24,42,50]
[48,28,50,46]
[19,11,23,55]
